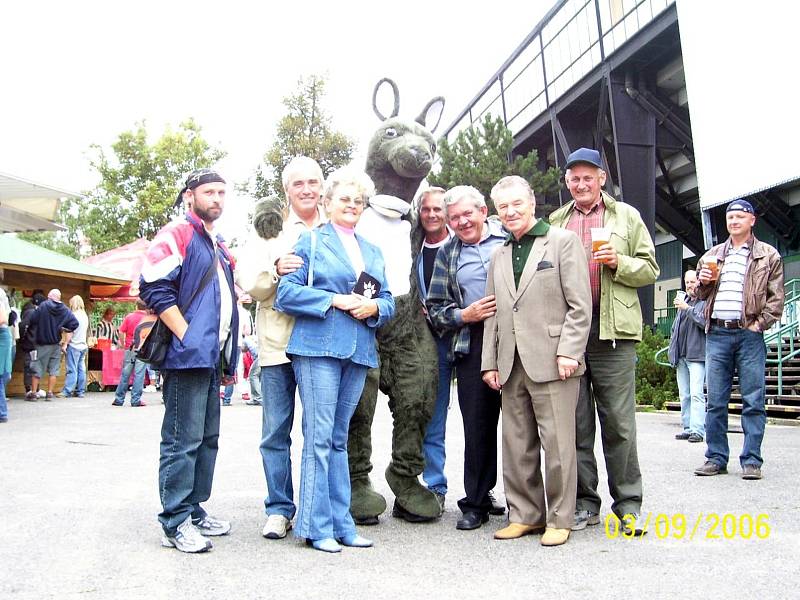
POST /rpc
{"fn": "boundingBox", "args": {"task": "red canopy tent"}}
[83,238,149,301]
[83,237,246,301]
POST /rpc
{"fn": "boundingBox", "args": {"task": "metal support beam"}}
[608,70,657,325]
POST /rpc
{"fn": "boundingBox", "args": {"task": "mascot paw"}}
[350,477,387,523]
[385,466,443,520]
[253,195,286,241]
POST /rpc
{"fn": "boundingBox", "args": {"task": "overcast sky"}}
[2,0,548,239]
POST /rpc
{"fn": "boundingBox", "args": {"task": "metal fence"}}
[443,0,675,140]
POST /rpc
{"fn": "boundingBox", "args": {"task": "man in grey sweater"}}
[668,270,706,443]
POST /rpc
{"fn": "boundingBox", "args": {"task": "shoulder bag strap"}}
[179,249,219,315]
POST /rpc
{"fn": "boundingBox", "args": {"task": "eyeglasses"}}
[336,197,365,207]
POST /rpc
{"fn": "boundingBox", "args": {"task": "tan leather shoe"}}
[494,522,544,540]
[540,527,570,546]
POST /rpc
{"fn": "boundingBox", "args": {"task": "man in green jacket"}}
[549,148,659,536]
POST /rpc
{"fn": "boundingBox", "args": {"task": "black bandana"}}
[175,168,226,207]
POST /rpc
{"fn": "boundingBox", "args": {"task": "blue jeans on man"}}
[705,327,767,468]
[259,362,297,519]
[292,355,367,540]
[675,358,706,437]
[158,367,221,535]
[114,349,147,406]
[62,346,87,397]
[423,333,452,496]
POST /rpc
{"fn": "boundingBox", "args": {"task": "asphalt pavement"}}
[1,389,798,600]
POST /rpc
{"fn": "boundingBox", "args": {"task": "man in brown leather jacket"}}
[693,199,784,481]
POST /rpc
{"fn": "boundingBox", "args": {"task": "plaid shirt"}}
[565,200,604,309]
[426,220,504,361]
[426,234,469,361]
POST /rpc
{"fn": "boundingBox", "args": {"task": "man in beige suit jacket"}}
[482,176,591,547]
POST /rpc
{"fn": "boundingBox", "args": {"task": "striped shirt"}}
[711,243,750,320]
[565,200,604,309]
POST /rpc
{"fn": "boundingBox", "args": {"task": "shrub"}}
[635,326,678,409]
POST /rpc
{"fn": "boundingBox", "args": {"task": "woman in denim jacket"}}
[275,168,395,553]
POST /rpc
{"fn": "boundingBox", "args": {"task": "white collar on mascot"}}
[368,194,411,219]
[355,201,412,296]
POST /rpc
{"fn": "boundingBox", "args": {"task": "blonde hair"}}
[323,167,376,202]
[69,295,86,313]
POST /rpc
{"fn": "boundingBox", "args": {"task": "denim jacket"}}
[274,223,395,368]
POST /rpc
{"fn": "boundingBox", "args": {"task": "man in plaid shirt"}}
[427,185,506,531]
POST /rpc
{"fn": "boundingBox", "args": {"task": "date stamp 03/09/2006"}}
[605,513,771,541]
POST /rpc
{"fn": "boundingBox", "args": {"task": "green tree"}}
[428,114,562,214]
[83,119,226,253]
[24,119,226,257]
[248,74,355,199]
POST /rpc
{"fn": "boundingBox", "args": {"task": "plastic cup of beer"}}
[704,257,721,281]
[590,227,612,262]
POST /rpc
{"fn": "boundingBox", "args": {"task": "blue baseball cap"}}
[564,148,603,170]
[726,199,754,214]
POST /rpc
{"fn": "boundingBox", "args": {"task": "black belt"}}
[711,318,743,329]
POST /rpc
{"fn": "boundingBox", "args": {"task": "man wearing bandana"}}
[140,168,239,553]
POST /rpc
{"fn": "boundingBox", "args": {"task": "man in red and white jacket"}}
[140,168,239,553]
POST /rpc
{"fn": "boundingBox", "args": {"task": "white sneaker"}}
[161,517,212,553]
[192,514,231,536]
[36,390,46,398]
[262,514,292,539]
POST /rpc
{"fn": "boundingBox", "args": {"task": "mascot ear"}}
[415,96,445,133]
[373,78,400,121]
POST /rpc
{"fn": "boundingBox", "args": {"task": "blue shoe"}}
[111,401,124,406]
[306,538,341,553]
[337,534,373,548]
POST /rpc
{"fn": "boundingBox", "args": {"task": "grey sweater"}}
[668,298,706,365]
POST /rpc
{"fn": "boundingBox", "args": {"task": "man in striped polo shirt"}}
[694,199,784,480]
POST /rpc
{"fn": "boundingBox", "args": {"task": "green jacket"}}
[549,191,659,342]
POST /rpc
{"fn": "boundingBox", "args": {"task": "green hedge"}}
[635,326,678,409]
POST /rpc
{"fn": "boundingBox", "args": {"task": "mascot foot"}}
[350,478,387,525]
[392,500,437,523]
[385,466,443,521]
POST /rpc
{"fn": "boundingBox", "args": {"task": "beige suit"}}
[482,224,591,529]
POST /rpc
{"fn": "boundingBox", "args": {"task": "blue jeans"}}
[292,356,367,540]
[114,350,147,405]
[62,346,87,397]
[705,326,767,468]
[260,362,297,518]
[423,333,452,495]
[158,368,221,535]
[675,358,706,437]
[0,373,8,420]
[222,383,234,405]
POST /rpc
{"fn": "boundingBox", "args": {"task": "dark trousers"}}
[575,316,642,518]
[455,323,501,514]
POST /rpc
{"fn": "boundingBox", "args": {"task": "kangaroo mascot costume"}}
[349,78,445,524]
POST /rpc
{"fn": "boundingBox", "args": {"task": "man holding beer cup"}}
[693,199,784,480]
[549,148,659,536]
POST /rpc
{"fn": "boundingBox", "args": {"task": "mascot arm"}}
[235,234,280,303]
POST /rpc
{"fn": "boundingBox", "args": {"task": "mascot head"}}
[366,78,445,203]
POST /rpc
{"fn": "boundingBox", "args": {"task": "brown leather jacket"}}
[695,235,784,332]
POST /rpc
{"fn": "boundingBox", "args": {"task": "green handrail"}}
[654,345,671,368]
[764,277,800,395]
